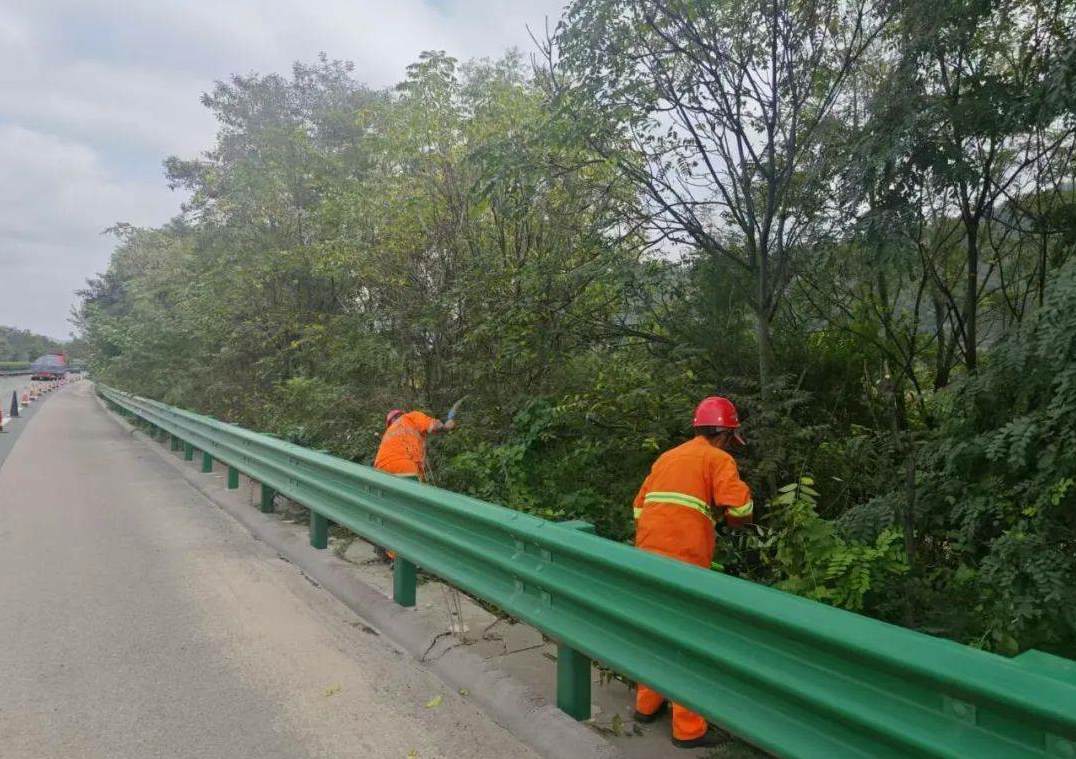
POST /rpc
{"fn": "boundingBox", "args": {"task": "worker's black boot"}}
[632,701,668,723]
[671,726,731,749]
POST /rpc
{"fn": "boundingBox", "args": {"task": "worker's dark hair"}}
[694,425,731,440]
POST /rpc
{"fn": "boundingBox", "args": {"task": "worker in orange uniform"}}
[632,396,754,749]
[372,408,458,562]
[374,408,457,481]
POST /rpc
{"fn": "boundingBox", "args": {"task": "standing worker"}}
[374,408,457,482]
[632,396,754,749]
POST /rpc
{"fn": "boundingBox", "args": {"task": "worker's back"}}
[633,436,750,567]
[374,411,437,478]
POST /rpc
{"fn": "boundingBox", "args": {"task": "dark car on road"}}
[30,353,68,381]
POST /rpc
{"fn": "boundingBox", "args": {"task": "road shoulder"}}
[94,388,623,759]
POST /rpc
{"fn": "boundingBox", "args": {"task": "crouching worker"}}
[374,409,456,481]
[631,396,754,749]
[372,409,458,561]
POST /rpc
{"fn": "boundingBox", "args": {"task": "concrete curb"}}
[95,390,621,759]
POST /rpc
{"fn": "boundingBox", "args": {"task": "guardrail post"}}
[309,510,328,549]
[170,434,180,451]
[556,645,592,721]
[260,484,276,513]
[201,451,213,473]
[183,442,194,461]
[227,466,239,489]
[393,557,417,607]
[555,519,594,720]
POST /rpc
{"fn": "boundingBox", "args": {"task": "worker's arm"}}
[430,418,457,433]
[632,472,653,520]
[712,455,753,528]
[406,411,455,435]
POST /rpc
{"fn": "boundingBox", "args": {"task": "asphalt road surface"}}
[0,382,539,759]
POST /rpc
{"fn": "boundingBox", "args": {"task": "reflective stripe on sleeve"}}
[642,491,714,522]
[633,507,643,520]
[727,500,754,518]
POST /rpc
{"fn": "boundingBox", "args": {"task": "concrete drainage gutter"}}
[98,392,621,759]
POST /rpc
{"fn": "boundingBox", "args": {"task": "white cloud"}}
[0,0,566,338]
[0,125,178,337]
[0,60,217,159]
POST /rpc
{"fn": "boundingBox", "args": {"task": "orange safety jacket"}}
[374,411,439,478]
[633,436,753,568]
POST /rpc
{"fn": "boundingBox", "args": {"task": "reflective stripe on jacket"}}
[632,436,752,568]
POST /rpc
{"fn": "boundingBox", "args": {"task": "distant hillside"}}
[0,326,64,362]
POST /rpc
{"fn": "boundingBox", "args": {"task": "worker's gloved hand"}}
[443,419,458,431]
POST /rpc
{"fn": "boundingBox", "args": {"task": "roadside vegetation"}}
[0,326,67,363]
[77,0,1076,657]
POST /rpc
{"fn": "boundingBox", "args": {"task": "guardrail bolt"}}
[393,557,417,607]
[227,466,239,490]
[556,644,592,721]
[183,442,194,461]
[260,485,276,513]
[309,511,329,549]
[943,695,976,724]
[201,451,213,473]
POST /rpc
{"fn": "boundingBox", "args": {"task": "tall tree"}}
[550,0,891,396]
[888,0,1075,371]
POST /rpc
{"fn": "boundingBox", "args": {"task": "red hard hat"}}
[692,396,746,444]
[385,409,405,428]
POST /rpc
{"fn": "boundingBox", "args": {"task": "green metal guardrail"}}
[99,385,1076,758]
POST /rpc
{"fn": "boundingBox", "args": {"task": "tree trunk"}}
[902,441,917,566]
[755,310,776,399]
[1038,229,1048,308]
[964,219,980,373]
[933,297,951,390]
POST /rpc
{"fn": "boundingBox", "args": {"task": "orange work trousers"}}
[634,504,713,741]
[636,685,707,741]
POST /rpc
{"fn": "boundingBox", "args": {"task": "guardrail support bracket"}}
[556,643,592,720]
[170,435,180,451]
[260,485,276,513]
[393,557,417,607]
[201,451,213,473]
[310,511,328,549]
[227,466,239,489]
[183,442,194,461]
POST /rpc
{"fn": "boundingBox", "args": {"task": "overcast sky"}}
[0,0,566,339]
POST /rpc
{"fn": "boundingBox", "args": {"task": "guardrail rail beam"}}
[98,385,1076,758]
